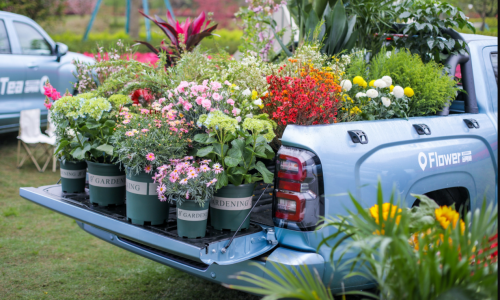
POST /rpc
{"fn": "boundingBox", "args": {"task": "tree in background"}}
[0,0,64,22]
[66,0,97,17]
[469,0,498,31]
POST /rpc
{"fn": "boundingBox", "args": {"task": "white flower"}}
[340,80,352,91]
[242,89,251,96]
[245,113,253,118]
[373,79,387,88]
[253,98,263,106]
[236,116,242,122]
[366,89,379,98]
[393,86,404,98]
[355,92,366,99]
[381,97,391,107]
[382,76,392,86]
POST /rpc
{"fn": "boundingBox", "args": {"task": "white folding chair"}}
[45,110,58,172]
[17,109,57,172]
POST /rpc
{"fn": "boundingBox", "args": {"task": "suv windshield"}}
[13,21,52,55]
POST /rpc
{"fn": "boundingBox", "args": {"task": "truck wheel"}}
[412,187,470,217]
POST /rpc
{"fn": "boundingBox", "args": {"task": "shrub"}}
[369,48,459,116]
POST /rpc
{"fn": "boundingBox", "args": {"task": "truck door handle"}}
[27,62,38,68]
[348,130,368,144]
[463,119,479,129]
[413,124,431,135]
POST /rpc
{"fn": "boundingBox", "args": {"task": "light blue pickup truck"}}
[20,31,497,293]
[0,11,94,134]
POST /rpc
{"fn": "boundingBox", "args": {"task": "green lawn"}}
[0,132,257,300]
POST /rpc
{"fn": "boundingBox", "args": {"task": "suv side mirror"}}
[55,42,68,62]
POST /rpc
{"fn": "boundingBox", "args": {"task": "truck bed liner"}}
[24,183,274,249]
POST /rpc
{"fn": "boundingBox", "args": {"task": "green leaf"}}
[232,166,247,175]
[197,146,214,157]
[255,161,274,183]
[224,156,240,168]
[305,9,319,40]
[103,120,115,128]
[71,146,89,160]
[55,140,70,155]
[228,174,243,186]
[399,11,411,19]
[213,144,228,157]
[227,147,242,159]
[216,172,229,189]
[194,133,209,144]
[85,120,100,129]
[96,144,113,156]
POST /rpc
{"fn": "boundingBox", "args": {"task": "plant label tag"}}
[88,174,126,188]
[148,182,158,196]
[177,208,208,221]
[60,169,86,179]
[210,196,252,211]
[126,179,148,195]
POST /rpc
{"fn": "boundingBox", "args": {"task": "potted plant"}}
[194,111,276,231]
[51,92,130,206]
[113,100,193,225]
[44,82,89,193]
[155,157,221,238]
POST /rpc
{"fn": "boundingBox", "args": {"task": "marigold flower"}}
[404,87,415,97]
[435,206,465,233]
[369,203,402,226]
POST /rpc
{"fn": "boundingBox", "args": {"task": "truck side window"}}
[490,52,498,85]
[13,21,52,55]
[0,20,11,54]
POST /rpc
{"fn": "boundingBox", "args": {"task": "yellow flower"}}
[361,80,367,88]
[390,85,394,92]
[369,80,375,87]
[369,203,402,226]
[251,90,258,100]
[353,76,364,86]
[435,206,465,233]
[404,87,414,97]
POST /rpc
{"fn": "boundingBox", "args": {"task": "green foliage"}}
[195,112,276,188]
[49,29,243,54]
[369,48,459,116]
[226,261,334,300]
[279,0,358,57]
[0,0,64,22]
[319,182,498,300]
[344,51,368,81]
[390,1,475,64]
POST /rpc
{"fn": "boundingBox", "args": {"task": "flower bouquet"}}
[113,98,193,225]
[51,92,130,206]
[155,157,222,238]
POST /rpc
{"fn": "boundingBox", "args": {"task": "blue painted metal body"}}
[18,35,497,293]
[0,11,94,133]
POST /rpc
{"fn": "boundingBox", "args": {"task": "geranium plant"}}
[154,157,221,206]
[113,100,193,175]
[51,92,130,163]
[194,111,276,188]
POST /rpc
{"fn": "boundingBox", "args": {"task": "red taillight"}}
[278,154,306,181]
[273,146,323,231]
[275,191,305,222]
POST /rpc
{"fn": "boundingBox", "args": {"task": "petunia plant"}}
[154,157,221,206]
[113,102,193,175]
[194,111,276,188]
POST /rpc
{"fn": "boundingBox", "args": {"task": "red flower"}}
[130,89,154,106]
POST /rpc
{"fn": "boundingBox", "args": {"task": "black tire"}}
[413,187,470,217]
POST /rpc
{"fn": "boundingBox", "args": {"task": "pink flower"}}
[199,165,210,172]
[51,91,61,100]
[212,93,222,101]
[187,170,198,179]
[146,153,155,161]
[202,79,208,86]
[159,194,167,202]
[232,107,241,116]
[140,109,149,114]
[157,183,167,194]
[123,120,131,124]
[185,191,190,199]
[158,97,166,104]
[224,80,231,86]
[196,97,204,105]
[179,178,188,185]
[169,172,179,182]
[212,163,222,174]
[210,81,222,91]
[177,81,189,93]
[226,99,235,106]
[141,128,149,133]
[44,102,52,110]
[168,92,173,99]
[183,102,193,111]
[125,131,134,137]
[236,116,242,122]
[144,165,152,173]
[201,98,212,110]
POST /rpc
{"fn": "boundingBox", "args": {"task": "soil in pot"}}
[126,169,169,225]
[210,183,254,231]
[60,160,87,193]
[86,161,126,206]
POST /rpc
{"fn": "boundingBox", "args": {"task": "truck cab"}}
[0,11,94,134]
[19,33,497,293]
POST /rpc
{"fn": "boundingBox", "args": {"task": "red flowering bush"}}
[263,61,343,138]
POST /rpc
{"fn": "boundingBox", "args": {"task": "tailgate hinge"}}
[266,228,278,245]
